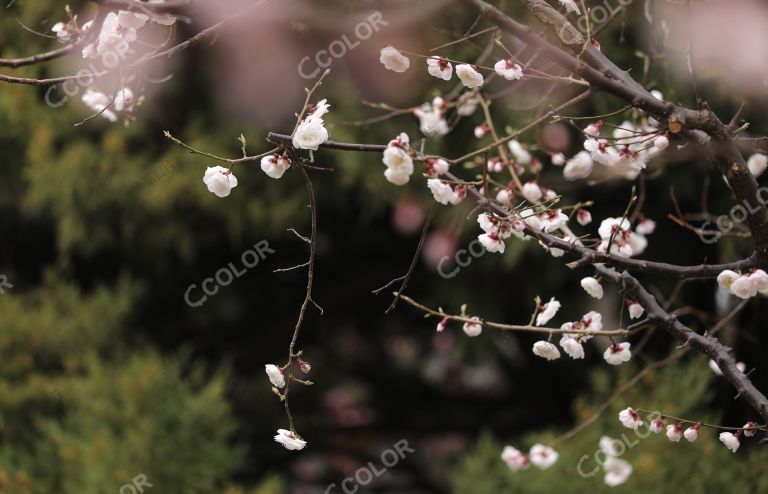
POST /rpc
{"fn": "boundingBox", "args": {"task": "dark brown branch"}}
[597,265,768,422]
[268,133,755,279]
[461,0,768,263]
[0,44,75,69]
[93,0,191,13]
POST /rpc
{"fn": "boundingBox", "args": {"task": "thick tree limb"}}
[461,0,768,262]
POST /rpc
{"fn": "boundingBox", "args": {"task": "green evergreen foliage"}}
[451,360,768,493]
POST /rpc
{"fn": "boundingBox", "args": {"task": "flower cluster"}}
[81,87,136,122]
[717,269,768,299]
[598,436,633,486]
[413,96,449,137]
[476,212,523,254]
[501,444,558,472]
[427,179,466,206]
[576,113,668,181]
[380,46,527,93]
[596,217,652,258]
[619,408,761,453]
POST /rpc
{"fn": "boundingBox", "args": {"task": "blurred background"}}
[1,0,767,492]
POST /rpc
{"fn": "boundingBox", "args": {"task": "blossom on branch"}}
[292,99,331,150]
[456,64,484,88]
[274,429,307,450]
[379,46,410,72]
[427,57,453,80]
[203,166,238,198]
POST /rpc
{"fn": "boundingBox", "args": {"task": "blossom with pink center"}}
[618,407,642,429]
[604,342,631,366]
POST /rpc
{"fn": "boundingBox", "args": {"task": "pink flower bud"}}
[298,359,311,374]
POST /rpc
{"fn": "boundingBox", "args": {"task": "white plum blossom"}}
[81,89,118,122]
[747,153,768,177]
[718,269,767,300]
[719,432,740,453]
[604,342,631,365]
[750,269,768,292]
[456,64,484,88]
[474,124,489,139]
[427,179,461,205]
[584,121,603,138]
[379,46,410,72]
[52,21,74,42]
[666,423,683,442]
[529,444,559,469]
[114,87,135,113]
[597,217,647,258]
[274,429,307,450]
[82,11,149,65]
[494,59,524,80]
[654,135,669,151]
[650,418,665,433]
[532,341,560,360]
[463,317,483,337]
[581,311,603,334]
[265,364,285,388]
[618,407,642,429]
[413,97,449,137]
[717,270,740,291]
[203,166,238,198]
[508,139,532,165]
[683,424,701,442]
[540,210,569,233]
[501,446,530,471]
[536,298,561,326]
[576,209,592,226]
[456,92,480,116]
[628,301,644,320]
[563,151,593,180]
[558,0,581,15]
[427,57,453,80]
[743,421,758,437]
[580,277,604,299]
[551,152,566,166]
[603,457,633,487]
[731,276,758,299]
[559,335,584,359]
[382,135,414,185]
[425,158,450,177]
[522,182,542,203]
[293,99,330,150]
[261,155,292,179]
[709,359,746,376]
[479,232,506,254]
[635,218,656,235]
